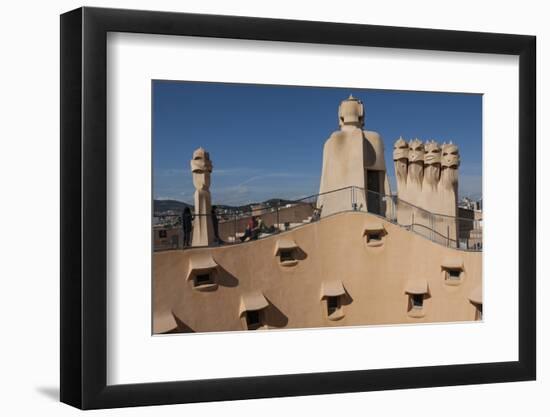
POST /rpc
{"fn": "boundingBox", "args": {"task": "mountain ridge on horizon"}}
[154,197,299,214]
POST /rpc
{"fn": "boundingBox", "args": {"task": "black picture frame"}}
[60,6,536,410]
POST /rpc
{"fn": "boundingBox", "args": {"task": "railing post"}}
[447,225,450,247]
[233,212,237,243]
[430,213,435,242]
[276,204,280,233]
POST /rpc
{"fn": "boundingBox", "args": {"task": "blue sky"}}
[153,81,482,205]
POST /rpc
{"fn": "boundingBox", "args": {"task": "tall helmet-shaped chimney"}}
[317,96,391,217]
[338,94,364,129]
[190,147,215,246]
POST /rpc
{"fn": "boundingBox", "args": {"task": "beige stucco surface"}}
[153,210,482,334]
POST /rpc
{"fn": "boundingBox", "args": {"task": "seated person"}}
[239,216,259,242]
[257,217,277,234]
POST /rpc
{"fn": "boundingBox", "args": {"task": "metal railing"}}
[153,186,482,252]
[351,187,482,251]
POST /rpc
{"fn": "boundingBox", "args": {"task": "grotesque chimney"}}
[317,96,391,217]
[190,147,215,246]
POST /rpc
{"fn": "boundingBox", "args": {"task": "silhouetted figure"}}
[211,206,221,244]
[312,206,322,222]
[182,207,193,247]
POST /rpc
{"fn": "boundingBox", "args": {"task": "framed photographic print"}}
[60,6,536,409]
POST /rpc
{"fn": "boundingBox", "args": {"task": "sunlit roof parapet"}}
[185,253,218,281]
[404,279,429,295]
[320,280,346,299]
[239,292,269,316]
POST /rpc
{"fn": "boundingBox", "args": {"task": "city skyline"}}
[153,81,482,205]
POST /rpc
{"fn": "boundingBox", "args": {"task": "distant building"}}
[251,204,267,216]
[153,225,181,250]
[459,197,483,212]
